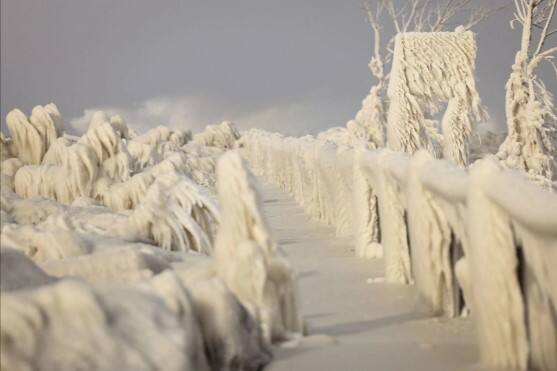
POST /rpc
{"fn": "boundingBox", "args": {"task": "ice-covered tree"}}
[497,0,557,187]
[351,0,489,150]
[386,30,484,165]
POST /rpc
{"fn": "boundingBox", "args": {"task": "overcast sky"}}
[1,0,555,135]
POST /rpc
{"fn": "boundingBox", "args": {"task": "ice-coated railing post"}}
[467,158,528,370]
[407,150,457,316]
[361,150,412,284]
[354,148,382,259]
[469,157,557,371]
[379,152,412,284]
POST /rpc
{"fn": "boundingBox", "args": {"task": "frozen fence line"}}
[239,129,557,371]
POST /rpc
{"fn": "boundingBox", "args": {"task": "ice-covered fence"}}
[241,130,359,239]
[358,150,413,284]
[466,159,557,371]
[239,129,557,371]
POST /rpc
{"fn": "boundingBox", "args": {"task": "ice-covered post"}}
[467,157,557,370]
[354,149,382,259]
[406,151,465,316]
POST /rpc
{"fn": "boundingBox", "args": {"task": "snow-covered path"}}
[259,182,482,371]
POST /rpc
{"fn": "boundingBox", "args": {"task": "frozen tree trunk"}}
[498,52,556,185]
[497,0,557,187]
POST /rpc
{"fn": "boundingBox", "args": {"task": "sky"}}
[1,0,555,136]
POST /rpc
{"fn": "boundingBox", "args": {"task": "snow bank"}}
[241,129,557,371]
[193,121,240,149]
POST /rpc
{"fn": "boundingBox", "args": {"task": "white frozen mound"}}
[127,125,192,171]
[1,222,91,261]
[1,277,211,371]
[39,247,171,283]
[130,172,219,254]
[0,106,299,371]
[0,252,273,371]
[176,265,273,371]
[214,151,303,343]
[3,107,222,255]
[5,104,63,165]
[2,181,218,258]
[131,125,191,146]
[193,121,240,149]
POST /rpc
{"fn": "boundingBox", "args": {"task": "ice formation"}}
[0,105,307,371]
[193,120,241,149]
[497,51,557,187]
[386,30,483,165]
[5,104,63,165]
[3,107,224,256]
[495,0,557,188]
[240,128,557,371]
[214,152,303,342]
[2,23,556,371]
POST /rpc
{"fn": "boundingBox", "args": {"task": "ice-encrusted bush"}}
[0,104,308,371]
[3,107,224,255]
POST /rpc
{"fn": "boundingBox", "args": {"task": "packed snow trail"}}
[258,182,481,371]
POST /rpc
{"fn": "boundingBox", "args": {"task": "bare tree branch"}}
[533,0,557,56]
[550,59,557,78]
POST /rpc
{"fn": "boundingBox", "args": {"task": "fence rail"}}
[239,129,557,371]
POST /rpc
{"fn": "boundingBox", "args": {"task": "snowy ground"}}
[259,182,484,371]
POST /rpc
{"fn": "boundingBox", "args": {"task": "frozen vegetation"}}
[0,105,303,371]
